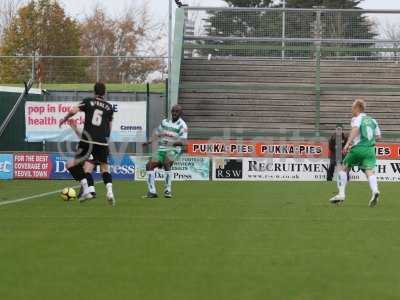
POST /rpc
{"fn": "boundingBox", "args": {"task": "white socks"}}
[106,183,113,194]
[337,171,348,196]
[147,171,156,194]
[165,171,172,192]
[147,170,172,194]
[368,175,379,194]
[336,171,379,199]
[89,186,95,193]
[80,178,89,194]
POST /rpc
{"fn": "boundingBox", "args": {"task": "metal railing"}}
[0,56,167,85]
[183,7,400,60]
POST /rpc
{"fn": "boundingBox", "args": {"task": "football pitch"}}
[1,180,399,300]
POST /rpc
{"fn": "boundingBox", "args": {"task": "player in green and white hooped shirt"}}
[330,99,382,207]
[143,105,188,198]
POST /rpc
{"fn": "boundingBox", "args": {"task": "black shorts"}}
[75,141,109,164]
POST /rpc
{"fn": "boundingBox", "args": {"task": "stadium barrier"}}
[0,152,210,181]
[1,144,400,181]
[211,157,400,182]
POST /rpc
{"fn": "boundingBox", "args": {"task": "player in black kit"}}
[59,82,115,206]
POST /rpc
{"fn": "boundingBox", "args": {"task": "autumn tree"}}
[0,0,24,41]
[0,0,24,72]
[80,5,165,83]
[0,0,85,83]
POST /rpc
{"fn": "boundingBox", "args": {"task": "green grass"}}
[0,83,165,93]
[0,180,399,300]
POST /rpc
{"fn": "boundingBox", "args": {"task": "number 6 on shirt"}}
[92,109,103,126]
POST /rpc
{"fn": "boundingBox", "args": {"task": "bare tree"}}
[380,20,400,59]
[186,0,203,35]
[381,21,400,40]
[80,2,166,83]
[124,2,167,58]
[0,0,24,41]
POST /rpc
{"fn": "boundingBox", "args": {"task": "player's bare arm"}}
[173,141,184,147]
[172,136,187,149]
[143,128,163,147]
[69,122,81,137]
[343,127,359,154]
[143,135,155,147]
[59,105,80,127]
[375,128,382,141]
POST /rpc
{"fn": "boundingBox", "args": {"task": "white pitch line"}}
[0,189,70,206]
[0,182,101,207]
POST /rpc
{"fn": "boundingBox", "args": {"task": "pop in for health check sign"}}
[25,101,147,142]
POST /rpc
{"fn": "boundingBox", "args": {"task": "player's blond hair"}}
[353,98,366,112]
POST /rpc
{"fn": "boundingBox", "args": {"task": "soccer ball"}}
[61,187,77,201]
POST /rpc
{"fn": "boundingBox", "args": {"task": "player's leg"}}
[365,169,380,207]
[68,142,92,200]
[162,150,180,198]
[100,162,115,206]
[330,164,349,204]
[329,149,357,203]
[163,159,174,198]
[362,148,379,207]
[84,161,96,197]
[145,157,162,198]
[94,144,115,206]
[67,159,86,182]
[77,161,96,199]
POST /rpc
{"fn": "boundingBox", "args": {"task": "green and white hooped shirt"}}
[351,113,381,148]
[156,118,188,151]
